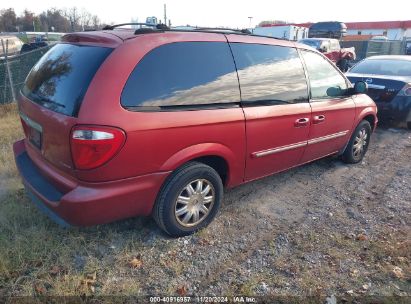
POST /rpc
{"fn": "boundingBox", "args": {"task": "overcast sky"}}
[6,0,411,28]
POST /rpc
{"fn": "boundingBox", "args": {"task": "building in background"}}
[345,21,411,40]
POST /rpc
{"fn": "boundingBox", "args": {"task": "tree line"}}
[0,7,106,33]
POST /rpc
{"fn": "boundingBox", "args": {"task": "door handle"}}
[294,117,310,127]
[313,115,326,124]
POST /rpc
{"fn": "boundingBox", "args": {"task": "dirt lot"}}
[0,104,410,301]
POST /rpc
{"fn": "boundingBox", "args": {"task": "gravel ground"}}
[1,127,410,301]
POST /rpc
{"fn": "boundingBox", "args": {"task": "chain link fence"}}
[341,39,406,61]
[1,43,52,104]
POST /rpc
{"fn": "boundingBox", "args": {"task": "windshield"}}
[350,59,411,77]
[22,43,112,116]
[299,39,321,49]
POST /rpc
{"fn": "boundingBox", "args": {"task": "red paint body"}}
[323,47,356,64]
[13,30,377,226]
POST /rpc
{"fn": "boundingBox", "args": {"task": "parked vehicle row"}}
[298,38,356,72]
[14,26,377,236]
[346,55,411,129]
[308,21,347,39]
[0,35,23,59]
[0,35,49,58]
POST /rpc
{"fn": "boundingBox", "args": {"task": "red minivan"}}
[13,25,377,236]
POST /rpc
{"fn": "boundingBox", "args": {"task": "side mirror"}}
[326,86,343,97]
[354,81,368,94]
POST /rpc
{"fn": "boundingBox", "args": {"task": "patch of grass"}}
[0,103,18,118]
[0,103,23,196]
[0,187,147,296]
[238,276,260,295]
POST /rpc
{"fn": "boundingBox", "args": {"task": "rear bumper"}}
[376,96,411,125]
[13,139,169,226]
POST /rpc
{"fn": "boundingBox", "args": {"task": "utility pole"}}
[248,17,253,29]
[164,4,167,26]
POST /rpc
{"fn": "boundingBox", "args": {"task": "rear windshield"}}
[311,22,343,31]
[22,43,112,116]
[350,59,411,77]
[299,39,322,49]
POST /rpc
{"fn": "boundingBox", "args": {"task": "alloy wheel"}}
[174,179,215,227]
[353,128,368,159]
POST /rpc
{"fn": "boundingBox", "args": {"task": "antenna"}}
[164,4,167,27]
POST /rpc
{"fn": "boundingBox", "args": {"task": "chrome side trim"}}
[252,141,307,158]
[367,84,385,90]
[308,130,349,145]
[19,111,43,132]
[252,130,350,158]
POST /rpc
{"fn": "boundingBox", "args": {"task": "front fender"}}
[159,143,244,188]
[357,107,378,131]
[352,94,378,131]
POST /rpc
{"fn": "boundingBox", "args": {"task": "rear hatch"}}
[18,41,114,174]
[346,74,408,103]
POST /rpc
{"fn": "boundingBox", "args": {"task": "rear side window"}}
[349,59,411,77]
[230,43,308,105]
[22,44,112,117]
[301,50,348,99]
[121,42,240,109]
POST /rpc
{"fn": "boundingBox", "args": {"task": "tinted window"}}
[121,42,240,109]
[299,39,322,49]
[22,44,112,117]
[301,50,348,99]
[350,59,411,77]
[230,43,308,105]
[312,22,342,31]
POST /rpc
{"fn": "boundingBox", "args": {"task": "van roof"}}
[62,28,311,50]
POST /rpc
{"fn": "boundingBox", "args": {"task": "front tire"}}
[153,162,223,237]
[342,120,372,164]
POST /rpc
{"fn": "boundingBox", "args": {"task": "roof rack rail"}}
[193,27,251,34]
[133,24,169,34]
[102,23,287,41]
[103,23,169,31]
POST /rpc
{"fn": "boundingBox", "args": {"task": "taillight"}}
[70,126,126,170]
[398,83,411,96]
[20,118,29,136]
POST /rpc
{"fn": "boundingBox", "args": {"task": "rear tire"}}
[342,120,372,164]
[152,162,223,237]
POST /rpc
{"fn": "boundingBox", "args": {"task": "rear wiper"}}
[43,98,66,108]
[31,93,66,108]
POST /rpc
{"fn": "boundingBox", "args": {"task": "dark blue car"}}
[346,55,411,129]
